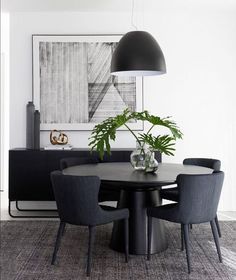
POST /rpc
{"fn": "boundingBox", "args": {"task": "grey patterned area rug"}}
[1,221,236,280]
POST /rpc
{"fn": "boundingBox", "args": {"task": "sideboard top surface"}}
[10,148,136,152]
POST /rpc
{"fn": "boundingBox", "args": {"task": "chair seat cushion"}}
[147,203,180,223]
[160,187,179,202]
[97,206,129,225]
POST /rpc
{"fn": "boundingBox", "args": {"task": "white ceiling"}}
[2,0,236,13]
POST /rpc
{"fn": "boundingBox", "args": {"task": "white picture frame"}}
[32,34,143,131]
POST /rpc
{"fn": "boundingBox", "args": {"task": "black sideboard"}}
[9,148,161,217]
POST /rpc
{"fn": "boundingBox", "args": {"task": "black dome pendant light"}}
[111,31,166,76]
[110,1,166,77]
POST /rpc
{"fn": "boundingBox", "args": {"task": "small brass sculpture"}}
[50,129,68,145]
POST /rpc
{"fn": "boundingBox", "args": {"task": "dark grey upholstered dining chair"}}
[60,157,120,202]
[60,157,99,170]
[159,158,222,237]
[147,172,224,274]
[50,171,129,277]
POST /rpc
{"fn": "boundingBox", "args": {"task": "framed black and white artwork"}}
[32,35,143,131]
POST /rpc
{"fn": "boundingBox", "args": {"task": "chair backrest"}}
[51,171,102,225]
[100,151,162,163]
[176,172,224,224]
[60,157,98,170]
[183,158,221,172]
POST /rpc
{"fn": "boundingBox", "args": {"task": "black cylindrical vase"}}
[34,110,40,150]
[26,101,35,149]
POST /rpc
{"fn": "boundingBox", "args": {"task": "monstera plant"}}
[89,108,183,172]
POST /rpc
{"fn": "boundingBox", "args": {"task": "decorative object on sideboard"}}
[50,129,68,145]
[26,101,35,149]
[44,144,73,150]
[89,108,183,173]
[26,101,40,150]
[34,110,40,150]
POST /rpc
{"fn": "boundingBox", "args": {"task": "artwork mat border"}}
[32,34,144,131]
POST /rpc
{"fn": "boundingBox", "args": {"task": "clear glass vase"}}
[130,142,158,173]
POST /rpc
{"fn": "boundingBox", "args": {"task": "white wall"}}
[2,2,236,212]
[1,13,10,211]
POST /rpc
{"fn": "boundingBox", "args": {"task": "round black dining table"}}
[63,162,213,255]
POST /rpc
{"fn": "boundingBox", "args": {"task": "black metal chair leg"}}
[181,224,184,251]
[215,215,222,238]
[51,221,65,265]
[124,218,129,263]
[183,224,191,274]
[61,223,66,236]
[190,224,193,230]
[147,216,152,261]
[210,220,222,263]
[87,226,96,277]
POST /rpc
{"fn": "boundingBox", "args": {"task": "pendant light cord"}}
[131,0,138,30]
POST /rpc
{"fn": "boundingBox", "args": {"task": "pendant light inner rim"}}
[110,70,166,77]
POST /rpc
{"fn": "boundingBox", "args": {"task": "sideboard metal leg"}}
[15,200,58,212]
[8,200,59,218]
[8,200,16,218]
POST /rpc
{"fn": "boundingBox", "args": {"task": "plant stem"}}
[124,124,142,146]
[139,124,155,150]
[146,124,155,135]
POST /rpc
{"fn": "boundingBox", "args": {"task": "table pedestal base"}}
[110,189,168,255]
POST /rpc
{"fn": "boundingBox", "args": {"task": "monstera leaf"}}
[89,108,183,159]
[138,134,176,156]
